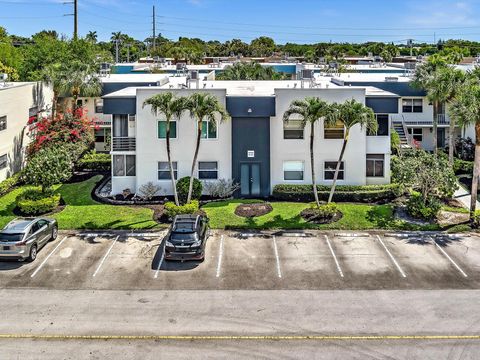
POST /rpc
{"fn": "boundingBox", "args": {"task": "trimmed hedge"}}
[164,200,200,218]
[0,172,22,196]
[77,151,111,172]
[176,176,202,204]
[16,189,61,215]
[453,158,473,175]
[272,184,402,203]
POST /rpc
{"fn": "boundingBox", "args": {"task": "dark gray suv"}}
[0,218,58,261]
[164,215,210,261]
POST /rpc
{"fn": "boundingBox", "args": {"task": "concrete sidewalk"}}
[454,182,480,210]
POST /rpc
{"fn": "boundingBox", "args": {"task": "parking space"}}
[1,230,480,290]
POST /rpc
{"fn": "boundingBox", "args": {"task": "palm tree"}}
[326,100,377,203]
[449,79,480,222]
[86,31,97,43]
[59,61,102,110]
[283,98,334,207]
[143,92,188,206]
[41,63,66,120]
[110,31,123,42]
[185,93,229,204]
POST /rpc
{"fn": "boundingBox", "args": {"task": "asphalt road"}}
[1,289,480,359]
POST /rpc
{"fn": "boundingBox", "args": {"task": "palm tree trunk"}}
[187,121,203,204]
[469,122,480,224]
[166,123,179,206]
[51,91,58,120]
[310,122,320,207]
[448,117,455,166]
[328,133,349,204]
[432,101,438,155]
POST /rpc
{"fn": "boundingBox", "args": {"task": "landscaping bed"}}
[234,203,273,218]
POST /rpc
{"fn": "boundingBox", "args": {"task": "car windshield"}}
[0,233,24,242]
[170,232,197,241]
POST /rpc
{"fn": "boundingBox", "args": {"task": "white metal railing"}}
[112,137,136,151]
[390,113,451,126]
[94,114,112,127]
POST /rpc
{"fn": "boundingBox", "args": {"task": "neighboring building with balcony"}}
[102,77,393,197]
[0,81,53,182]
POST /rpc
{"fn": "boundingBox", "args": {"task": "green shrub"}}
[406,191,441,220]
[77,151,111,171]
[176,176,202,204]
[453,158,473,175]
[16,189,61,215]
[0,172,22,196]
[391,130,401,154]
[164,200,199,218]
[309,202,338,217]
[272,184,401,203]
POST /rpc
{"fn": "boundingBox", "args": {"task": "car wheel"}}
[199,256,205,263]
[28,245,37,262]
[51,226,58,241]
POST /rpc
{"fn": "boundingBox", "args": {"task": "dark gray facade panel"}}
[344,81,425,97]
[226,96,276,117]
[103,98,136,114]
[103,82,157,96]
[232,117,271,197]
[366,97,399,114]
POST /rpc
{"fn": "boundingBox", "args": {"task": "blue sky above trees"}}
[1,0,480,43]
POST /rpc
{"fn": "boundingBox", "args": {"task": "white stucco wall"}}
[0,82,53,182]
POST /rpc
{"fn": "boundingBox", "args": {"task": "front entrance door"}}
[437,128,446,148]
[240,163,261,197]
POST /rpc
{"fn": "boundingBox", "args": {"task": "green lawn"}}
[0,176,160,230]
[203,200,440,231]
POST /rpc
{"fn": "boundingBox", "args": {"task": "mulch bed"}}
[234,203,273,218]
[300,208,343,224]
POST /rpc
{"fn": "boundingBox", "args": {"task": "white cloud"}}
[405,0,479,27]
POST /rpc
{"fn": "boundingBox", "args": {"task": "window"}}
[284,120,304,139]
[201,120,217,139]
[407,128,423,142]
[198,161,218,179]
[402,98,423,113]
[76,99,84,108]
[95,99,103,113]
[113,114,128,137]
[158,121,177,139]
[95,129,105,143]
[324,121,344,139]
[0,154,7,170]
[283,161,304,181]
[113,155,135,176]
[366,154,385,177]
[28,107,38,124]
[368,114,389,136]
[324,161,344,180]
[0,116,6,131]
[158,161,178,180]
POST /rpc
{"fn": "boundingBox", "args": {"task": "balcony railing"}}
[390,114,451,126]
[112,137,136,151]
[437,114,450,125]
[95,114,112,127]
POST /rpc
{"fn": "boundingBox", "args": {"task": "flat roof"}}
[0,82,38,91]
[332,73,412,83]
[100,74,170,83]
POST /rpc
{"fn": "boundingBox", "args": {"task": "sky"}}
[1,0,480,44]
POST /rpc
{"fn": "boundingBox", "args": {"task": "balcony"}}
[390,114,451,126]
[94,114,112,127]
[112,137,136,152]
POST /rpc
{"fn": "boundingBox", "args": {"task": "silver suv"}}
[0,218,58,261]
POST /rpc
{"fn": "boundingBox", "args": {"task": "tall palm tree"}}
[283,97,334,207]
[185,93,229,204]
[143,92,188,206]
[327,100,377,203]
[110,31,123,42]
[59,61,102,110]
[41,63,66,120]
[449,79,480,222]
[86,31,97,43]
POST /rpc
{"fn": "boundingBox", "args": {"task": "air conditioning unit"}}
[301,69,313,79]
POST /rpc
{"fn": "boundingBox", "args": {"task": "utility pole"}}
[74,0,78,40]
[152,5,156,54]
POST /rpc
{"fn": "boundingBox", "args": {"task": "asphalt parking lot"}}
[0,230,479,290]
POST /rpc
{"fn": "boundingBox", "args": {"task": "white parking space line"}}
[92,236,119,277]
[154,243,165,279]
[324,235,344,277]
[216,235,224,278]
[434,240,468,278]
[272,236,282,278]
[376,235,407,278]
[30,236,69,278]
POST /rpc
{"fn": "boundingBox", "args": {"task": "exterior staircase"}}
[392,120,409,147]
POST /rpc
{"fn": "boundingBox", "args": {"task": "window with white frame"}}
[201,120,217,139]
[407,128,423,142]
[324,161,344,180]
[366,154,385,177]
[283,161,304,180]
[0,116,6,131]
[158,120,177,139]
[283,120,304,139]
[158,161,178,180]
[368,114,389,136]
[324,121,344,139]
[198,161,218,179]
[0,154,7,170]
[113,155,135,176]
[402,98,423,113]
[95,99,104,113]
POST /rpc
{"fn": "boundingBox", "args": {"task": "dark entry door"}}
[240,163,261,197]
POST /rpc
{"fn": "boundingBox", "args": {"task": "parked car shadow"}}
[150,238,202,272]
[0,259,25,271]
